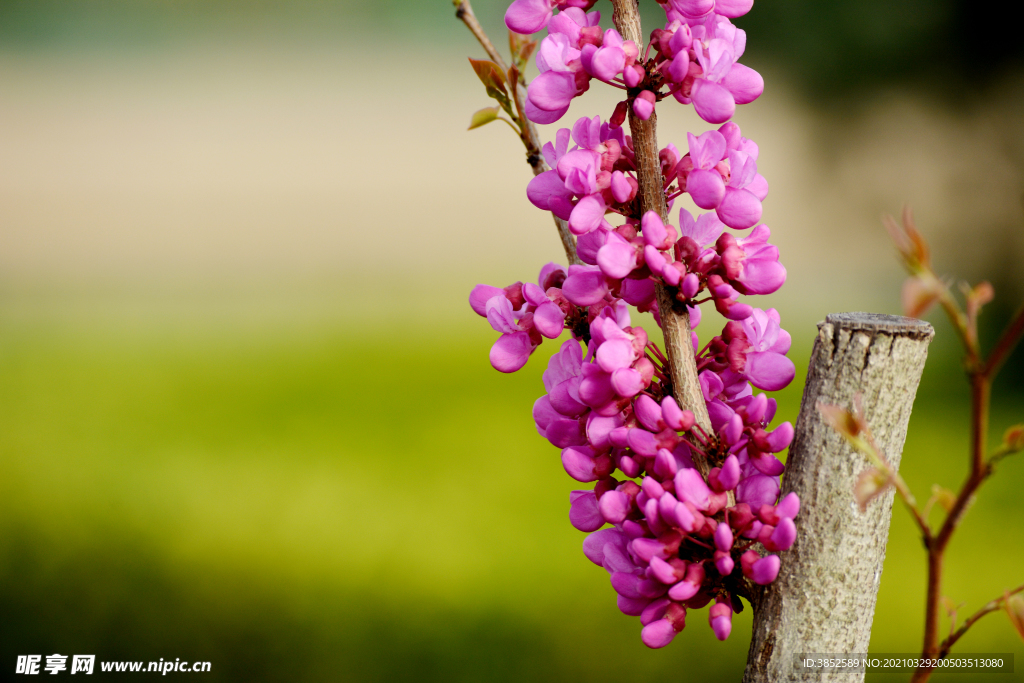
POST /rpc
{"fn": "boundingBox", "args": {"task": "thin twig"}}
[938,583,1024,657]
[859,422,932,540]
[609,0,715,481]
[936,287,977,363]
[983,303,1024,378]
[454,0,507,71]
[453,0,580,265]
[893,476,932,541]
[913,269,999,683]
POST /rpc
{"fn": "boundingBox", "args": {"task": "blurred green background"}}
[1,1,1022,680]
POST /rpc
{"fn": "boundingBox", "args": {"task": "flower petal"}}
[691,78,736,124]
[561,265,609,306]
[489,331,535,373]
[569,490,604,531]
[745,351,795,391]
[569,194,607,235]
[534,301,566,339]
[469,284,504,317]
[528,70,578,112]
[525,96,569,125]
[716,187,762,229]
[504,0,553,34]
[721,63,763,104]
[687,169,726,210]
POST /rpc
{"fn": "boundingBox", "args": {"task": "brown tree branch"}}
[892,474,933,542]
[609,0,713,475]
[454,0,506,70]
[913,275,1010,682]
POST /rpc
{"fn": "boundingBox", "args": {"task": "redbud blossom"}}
[471,0,798,649]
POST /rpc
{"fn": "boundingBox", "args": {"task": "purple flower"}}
[588,29,628,81]
[742,551,781,585]
[482,0,798,650]
[562,445,612,481]
[547,7,601,46]
[527,71,579,119]
[685,130,727,209]
[759,516,797,551]
[534,396,583,447]
[469,264,572,373]
[632,90,657,120]
[543,338,586,415]
[666,0,715,17]
[690,39,737,123]
[569,490,603,531]
[716,225,785,295]
[596,230,641,278]
[736,473,780,508]
[569,194,610,235]
[709,599,733,640]
[562,264,609,306]
[707,274,753,320]
[714,0,754,18]
[716,150,763,228]
[537,32,581,73]
[734,308,795,391]
[504,0,599,35]
[721,63,764,105]
[679,208,725,253]
[484,295,535,372]
[526,171,575,220]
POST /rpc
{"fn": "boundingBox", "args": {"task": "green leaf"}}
[1003,424,1024,452]
[854,467,893,512]
[468,107,500,130]
[486,89,516,120]
[509,31,537,73]
[930,484,957,513]
[468,58,507,95]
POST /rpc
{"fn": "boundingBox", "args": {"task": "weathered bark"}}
[744,312,935,682]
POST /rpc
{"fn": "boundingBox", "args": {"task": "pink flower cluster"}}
[535,303,798,648]
[509,0,763,125]
[527,118,775,323]
[467,0,799,649]
[527,116,636,237]
[469,263,575,372]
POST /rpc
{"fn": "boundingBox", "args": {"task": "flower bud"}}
[709,599,733,640]
[1003,424,1024,452]
[610,100,628,128]
[633,90,656,120]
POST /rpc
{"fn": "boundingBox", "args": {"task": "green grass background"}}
[1,0,1023,679]
[1,298,1021,681]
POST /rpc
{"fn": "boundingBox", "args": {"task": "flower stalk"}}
[610,0,713,463]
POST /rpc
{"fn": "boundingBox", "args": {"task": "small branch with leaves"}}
[820,208,1024,683]
[453,0,579,266]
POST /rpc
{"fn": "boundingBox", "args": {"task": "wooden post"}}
[744,313,935,682]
